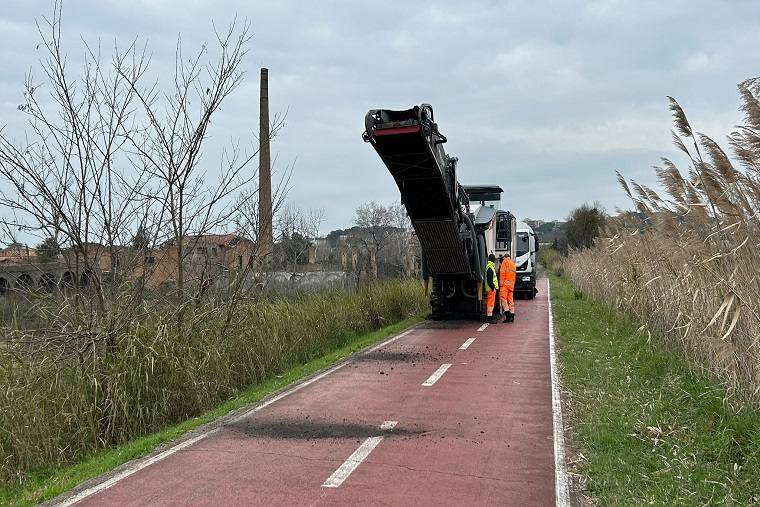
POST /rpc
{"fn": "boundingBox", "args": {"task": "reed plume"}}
[565,80,760,410]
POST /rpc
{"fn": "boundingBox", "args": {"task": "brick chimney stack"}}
[258,68,273,261]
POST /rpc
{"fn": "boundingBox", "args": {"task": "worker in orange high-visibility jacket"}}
[484,253,499,323]
[499,252,516,323]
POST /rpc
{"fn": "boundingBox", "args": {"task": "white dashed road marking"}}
[459,338,476,350]
[52,328,419,506]
[422,364,451,386]
[322,421,398,488]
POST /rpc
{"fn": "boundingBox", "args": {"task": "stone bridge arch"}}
[0,264,95,295]
[17,273,34,290]
[39,272,57,292]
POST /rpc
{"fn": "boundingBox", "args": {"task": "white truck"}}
[514,221,538,299]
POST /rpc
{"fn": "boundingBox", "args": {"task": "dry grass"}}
[0,279,427,485]
[564,77,760,409]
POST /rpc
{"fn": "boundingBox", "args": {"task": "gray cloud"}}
[1,0,759,242]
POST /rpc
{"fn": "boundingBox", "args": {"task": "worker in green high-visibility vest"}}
[484,253,499,323]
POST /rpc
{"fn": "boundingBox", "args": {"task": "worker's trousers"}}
[487,289,496,316]
[500,284,514,314]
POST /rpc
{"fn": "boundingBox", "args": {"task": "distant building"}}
[0,246,36,264]
[144,234,258,289]
[54,234,258,290]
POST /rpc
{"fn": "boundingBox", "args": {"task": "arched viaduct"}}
[0,263,93,295]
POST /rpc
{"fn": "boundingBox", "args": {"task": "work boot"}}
[509,312,515,322]
[503,313,510,323]
[487,314,499,323]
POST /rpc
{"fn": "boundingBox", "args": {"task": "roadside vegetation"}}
[546,79,760,504]
[564,81,760,410]
[0,279,428,506]
[5,4,760,505]
[0,6,430,505]
[550,272,760,505]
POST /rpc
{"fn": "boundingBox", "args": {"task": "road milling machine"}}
[363,104,516,320]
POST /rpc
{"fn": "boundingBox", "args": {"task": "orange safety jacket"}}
[499,257,516,288]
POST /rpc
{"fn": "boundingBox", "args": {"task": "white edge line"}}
[422,363,451,386]
[548,279,570,507]
[59,359,356,507]
[322,421,398,488]
[459,337,476,350]
[53,431,216,507]
[53,327,418,506]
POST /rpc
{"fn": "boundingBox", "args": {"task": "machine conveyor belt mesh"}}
[368,119,471,276]
[414,220,470,275]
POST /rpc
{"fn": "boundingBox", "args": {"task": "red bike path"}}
[45,277,567,507]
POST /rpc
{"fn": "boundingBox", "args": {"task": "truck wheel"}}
[527,286,536,300]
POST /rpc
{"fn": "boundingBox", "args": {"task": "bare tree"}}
[0,2,281,346]
[0,2,155,347]
[275,203,325,274]
[386,201,416,276]
[353,200,407,278]
[232,154,292,263]
[119,16,281,336]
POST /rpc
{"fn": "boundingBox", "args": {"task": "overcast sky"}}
[2,0,759,243]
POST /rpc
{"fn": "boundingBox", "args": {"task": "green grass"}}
[551,272,760,506]
[12,272,760,506]
[0,315,423,507]
[1,279,428,489]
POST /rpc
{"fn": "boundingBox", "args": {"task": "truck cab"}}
[514,221,538,299]
[461,185,516,261]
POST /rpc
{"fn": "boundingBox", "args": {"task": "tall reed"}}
[0,278,427,484]
[564,78,760,408]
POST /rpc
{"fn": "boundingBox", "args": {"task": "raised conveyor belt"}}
[363,104,471,276]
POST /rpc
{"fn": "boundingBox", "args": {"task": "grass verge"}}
[1,315,423,507]
[550,272,760,506]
